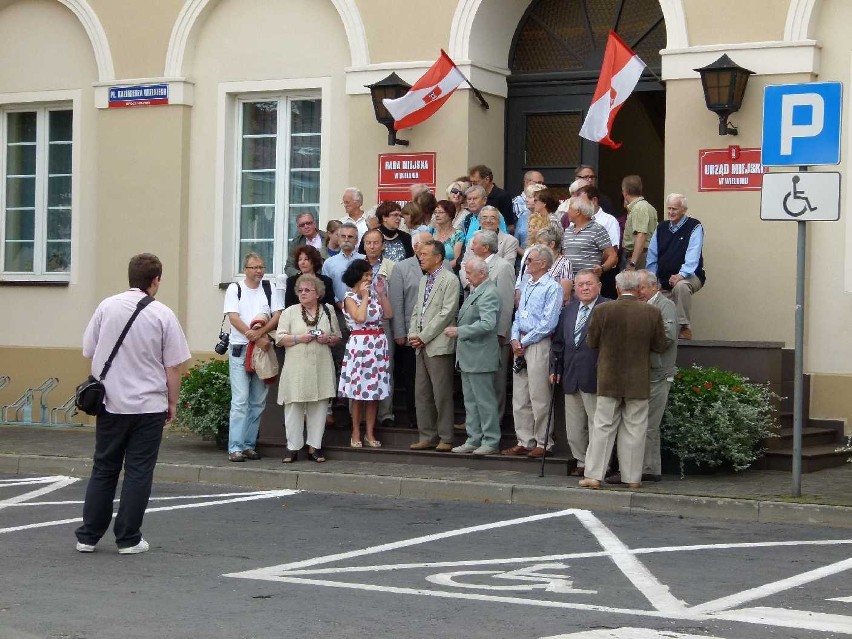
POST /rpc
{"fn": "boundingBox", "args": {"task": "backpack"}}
[236,280,272,308]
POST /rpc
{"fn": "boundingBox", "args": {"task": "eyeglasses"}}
[298,221,315,227]
[450,188,464,196]
[245,265,264,271]
[578,173,596,180]
[524,257,543,264]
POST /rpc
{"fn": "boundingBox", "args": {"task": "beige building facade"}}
[0,0,849,430]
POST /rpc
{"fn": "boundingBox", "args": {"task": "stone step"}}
[766,425,845,449]
[757,444,850,473]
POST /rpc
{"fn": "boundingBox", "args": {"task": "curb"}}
[3,454,851,528]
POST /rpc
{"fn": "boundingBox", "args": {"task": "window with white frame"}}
[1,107,73,276]
[236,96,321,274]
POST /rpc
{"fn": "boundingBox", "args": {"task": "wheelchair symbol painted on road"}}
[425,563,597,594]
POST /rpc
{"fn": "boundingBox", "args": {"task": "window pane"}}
[48,143,72,175]
[242,102,277,135]
[240,172,275,205]
[4,241,33,271]
[45,241,70,272]
[241,136,276,171]
[291,100,320,134]
[6,176,35,208]
[4,208,34,240]
[239,205,275,240]
[289,170,319,204]
[47,208,71,240]
[49,110,72,142]
[48,175,72,207]
[290,135,320,169]
[238,240,273,270]
[7,112,36,143]
[7,144,36,175]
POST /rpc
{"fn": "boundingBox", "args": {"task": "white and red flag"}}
[382,50,465,131]
[579,31,647,149]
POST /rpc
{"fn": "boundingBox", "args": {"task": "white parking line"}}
[0,476,79,511]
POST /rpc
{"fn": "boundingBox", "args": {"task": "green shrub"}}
[661,365,779,475]
[176,358,230,440]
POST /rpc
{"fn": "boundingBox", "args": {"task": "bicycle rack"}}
[51,394,83,426]
[0,376,82,426]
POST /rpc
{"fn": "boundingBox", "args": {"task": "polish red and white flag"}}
[383,50,465,131]
[579,31,647,149]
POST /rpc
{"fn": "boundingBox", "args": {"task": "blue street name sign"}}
[762,82,842,166]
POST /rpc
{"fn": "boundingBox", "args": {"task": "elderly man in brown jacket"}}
[580,270,667,489]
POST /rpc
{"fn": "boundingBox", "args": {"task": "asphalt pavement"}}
[1,424,851,528]
[1,475,850,639]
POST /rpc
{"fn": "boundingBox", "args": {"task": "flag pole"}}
[442,50,489,110]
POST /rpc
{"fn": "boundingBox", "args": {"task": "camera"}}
[309,329,323,337]
[512,356,527,374]
[214,331,230,355]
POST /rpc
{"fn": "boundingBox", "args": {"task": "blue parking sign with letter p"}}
[762,82,842,166]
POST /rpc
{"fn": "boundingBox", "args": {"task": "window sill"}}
[0,279,70,287]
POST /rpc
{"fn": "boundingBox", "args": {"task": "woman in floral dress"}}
[338,259,393,448]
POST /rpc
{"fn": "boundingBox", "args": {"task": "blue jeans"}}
[228,347,268,453]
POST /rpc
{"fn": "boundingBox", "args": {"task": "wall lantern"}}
[694,54,754,136]
[366,73,411,146]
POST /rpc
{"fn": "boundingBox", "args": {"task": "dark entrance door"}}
[505,0,667,209]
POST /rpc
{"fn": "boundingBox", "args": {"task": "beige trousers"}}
[563,391,597,465]
[585,395,649,483]
[283,401,327,451]
[663,275,703,328]
[511,338,554,449]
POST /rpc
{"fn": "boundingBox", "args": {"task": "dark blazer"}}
[284,231,329,276]
[456,278,500,373]
[586,295,668,399]
[551,296,611,394]
[283,273,336,308]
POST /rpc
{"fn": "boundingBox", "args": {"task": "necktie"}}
[574,305,589,346]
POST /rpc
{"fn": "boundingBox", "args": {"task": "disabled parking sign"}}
[762,82,842,166]
[760,172,840,221]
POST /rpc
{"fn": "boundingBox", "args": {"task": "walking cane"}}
[539,381,559,477]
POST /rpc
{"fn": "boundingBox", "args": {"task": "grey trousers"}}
[494,343,511,423]
[643,379,671,475]
[461,371,501,449]
[415,351,456,443]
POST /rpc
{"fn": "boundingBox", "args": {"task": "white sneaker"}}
[473,445,499,456]
[76,542,96,553]
[451,443,477,454]
[118,538,150,555]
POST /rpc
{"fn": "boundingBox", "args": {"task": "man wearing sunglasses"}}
[284,213,327,277]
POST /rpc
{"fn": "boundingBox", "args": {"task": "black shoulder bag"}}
[75,295,155,416]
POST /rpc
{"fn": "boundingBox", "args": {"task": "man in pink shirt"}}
[75,253,190,555]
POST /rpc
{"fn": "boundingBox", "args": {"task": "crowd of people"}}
[223,164,706,489]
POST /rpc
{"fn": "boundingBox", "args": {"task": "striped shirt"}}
[561,220,612,272]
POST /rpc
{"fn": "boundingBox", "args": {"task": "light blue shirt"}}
[321,251,365,304]
[647,216,704,279]
[463,211,508,245]
[511,274,562,347]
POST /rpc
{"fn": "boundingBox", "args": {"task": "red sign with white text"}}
[698,146,766,192]
[378,152,436,187]
[376,188,413,207]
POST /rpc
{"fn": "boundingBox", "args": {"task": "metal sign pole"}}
[792,166,808,497]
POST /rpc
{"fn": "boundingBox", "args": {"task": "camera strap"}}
[98,294,155,381]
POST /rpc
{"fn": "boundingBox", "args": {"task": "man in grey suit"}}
[550,269,610,476]
[408,239,460,451]
[445,257,502,455]
[464,230,515,422]
[284,213,328,276]
[389,231,431,429]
